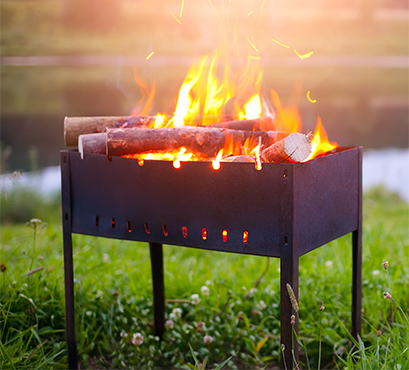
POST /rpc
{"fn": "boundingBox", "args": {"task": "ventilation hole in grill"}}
[144,223,150,234]
[222,229,228,242]
[283,170,288,178]
[65,213,69,221]
[107,156,113,162]
[95,216,99,226]
[182,226,187,238]
[111,218,116,229]
[127,221,132,232]
[243,231,248,244]
[284,236,288,244]
[163,225,168,236]
[202,228,207,240]
[138,159,144,166]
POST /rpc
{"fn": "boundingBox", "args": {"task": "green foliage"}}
[0,187,408,368]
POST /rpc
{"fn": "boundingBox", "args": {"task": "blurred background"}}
[1,0,408,221]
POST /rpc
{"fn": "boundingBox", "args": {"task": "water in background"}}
[1,149,408,202]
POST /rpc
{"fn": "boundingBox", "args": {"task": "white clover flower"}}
[120,332,128,338]
[249,287,257,295]
[96,290,103,298]
[132,333,144,346]
[205,280,211,286]
[172,308,182,318]
[203,335,213,344]
[201,286,210,296]
[165,319,174,329]
[372,270,380,276]
[325,260,333,268]
[191,294,201,305]
[257,300,267,310]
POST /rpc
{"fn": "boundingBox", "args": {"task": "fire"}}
[304,117,338,162]
[212,149,223,170]
[251,143,262,171]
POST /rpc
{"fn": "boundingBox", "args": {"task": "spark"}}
[179,0,185,17]
[247,11,254,17]
[170,11,182,25]
[294,50,314,60]
[271,38,290,49]
[307,91,317,103]
[146,52,154,60]
[247,37,259,53]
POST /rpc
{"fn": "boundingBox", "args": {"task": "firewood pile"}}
[64,116,313,163]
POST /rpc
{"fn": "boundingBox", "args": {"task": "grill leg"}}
[149,243,165,338]
[63,223,78,369]
[280,251,299,370]
[352,228,362,341]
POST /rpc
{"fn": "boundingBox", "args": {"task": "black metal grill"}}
[61,146,362,369]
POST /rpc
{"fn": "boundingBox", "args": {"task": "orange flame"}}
[270,89,301,133]
[251,143,262,171]
[132,68,155,116]
[212,149,223,170]
[304,117,338,161]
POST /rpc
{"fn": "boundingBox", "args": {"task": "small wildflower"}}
[203,335,213,344]
[280,343,285,352]
[325,260,333,268]
[242,286,246,291]
[290,315,296,325]
[103,253,110,263]
[132,333,143,346]
[251,309,259,316]
[191,294,201,305]
[96,290,103,298]
[319,302,325,311]
[165,320,174,329]
[120,332,128,338]
[0,263,7,272]
[257,300,267,310]
[372,270,380,276]
[383,292,392,300]
[286,283,299,312]
[112,290,119,297]
[377,330,382,337]
[382,260,389,270]
[196,321,205,332]
[172,308,182,318]
[201,286,210,296]
[205,280,211,286]
[29,218,42,225]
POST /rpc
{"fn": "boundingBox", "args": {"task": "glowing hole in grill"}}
[111,218,116,229]
[202,228,207,240]
[243,231,249,244]
[182,226,187,238]
[144,223,150,234]
[127,221,132,232]
[138,159,144,166]
[222,229,228,242]
[283,170,288,178]
[173,160,181,169]
[163,225,168,236]
[95,216,99,227]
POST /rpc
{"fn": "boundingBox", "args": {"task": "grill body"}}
[61,146,362,370]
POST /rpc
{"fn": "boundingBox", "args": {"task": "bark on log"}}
[221,155,254,163]
[64,116,155,146]
[106,127,245,157]
[78,133,107,159]
[262,133,312,163]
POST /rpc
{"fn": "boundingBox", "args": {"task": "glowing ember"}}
[307,91,317,103]
[170,11,182,25]
[294,50,314,60]
[146,52,154,60]
[271,38,290,49]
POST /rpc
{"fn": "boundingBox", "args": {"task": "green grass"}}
[0,186,408,369]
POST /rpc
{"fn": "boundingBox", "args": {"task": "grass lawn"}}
[0,186,408,369]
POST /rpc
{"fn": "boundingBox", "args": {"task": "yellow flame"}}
[146,52,155,60]
[173,147,193,168]
[294,50,314,60]
[154,114,166,128]
[247,37,259,53]
[242,94,262,120]
[307,91,317,103]
[170,11,182,25]
[271,39,290,49]
[251,143,262,170]
[212,149,223,170]
[179,0,185,17]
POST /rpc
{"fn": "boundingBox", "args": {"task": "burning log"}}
[64,116,154,146]
[262,133,312,163]
[78,133,107,159]
[65,115,273,147]
[221,155,254,162]
[106,127,245,157]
